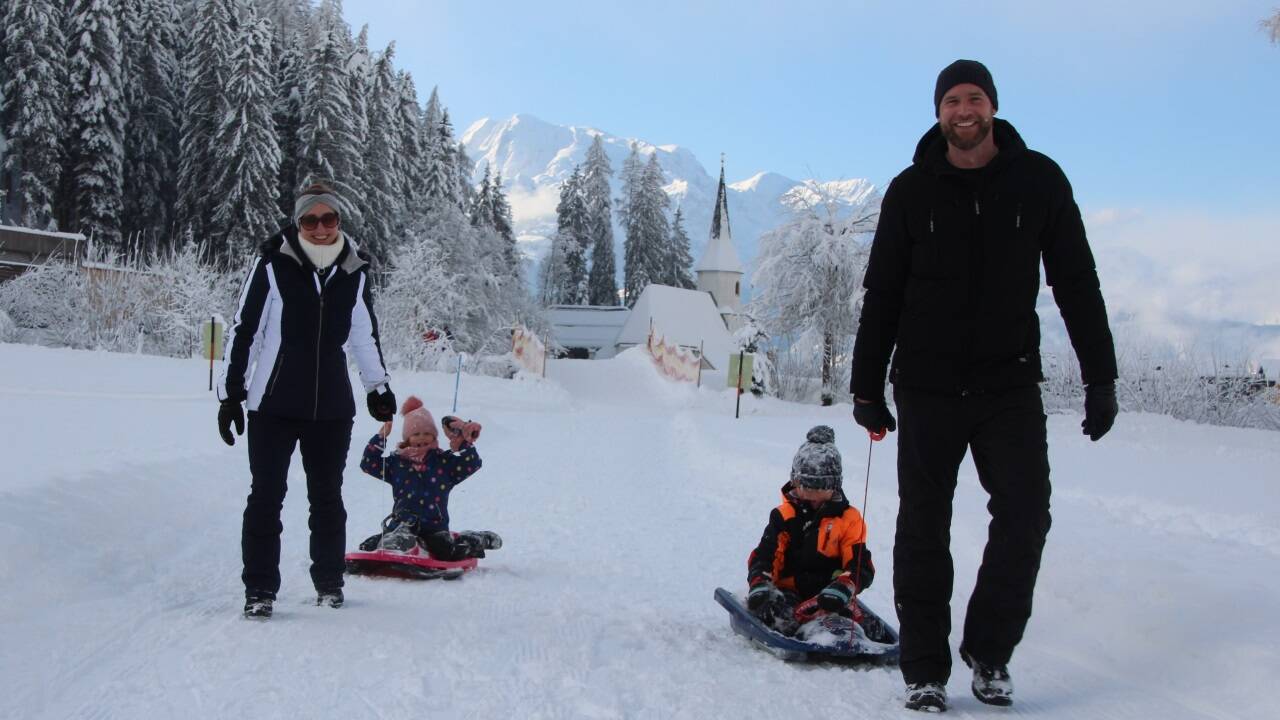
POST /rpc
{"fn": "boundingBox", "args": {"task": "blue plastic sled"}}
[714,587,900,664]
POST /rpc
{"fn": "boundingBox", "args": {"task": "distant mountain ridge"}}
[460,114,877,278]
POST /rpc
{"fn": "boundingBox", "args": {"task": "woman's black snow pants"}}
[892,385,1052,685]
[242,412,353,597]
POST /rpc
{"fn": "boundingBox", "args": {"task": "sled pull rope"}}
[852,436,874,596]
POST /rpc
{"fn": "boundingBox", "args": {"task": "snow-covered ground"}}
[1,342,1276,719]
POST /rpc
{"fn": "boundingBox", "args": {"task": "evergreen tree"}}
[554,167,589,304]
[362,42,402,263]
[1,0,65,229]
[469,163,494,228]
[120,0,181,248]
[581,135,617,305]
[622,154,669,306]
[490,171,518,273]
[175,0,236,234]
[392,70,424,205]
[211,8,281,256]
[271,22,305,219]
[454,137,475,211]
[64,0,127,246]
[420,87,458,207]
[616,141,642,230]
[666,205,696,290]
[296,11,365,233]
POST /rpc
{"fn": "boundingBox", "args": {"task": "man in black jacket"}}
[850,60,1118,712]
[217,184,397,619]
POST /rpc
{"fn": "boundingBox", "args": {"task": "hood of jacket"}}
[264,225,368,275]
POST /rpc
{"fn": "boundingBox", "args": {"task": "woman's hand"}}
[378,420,393,439]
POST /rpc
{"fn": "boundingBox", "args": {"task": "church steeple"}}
[694,154,743,275]
[710,154,731,244]
[695,154,743,331]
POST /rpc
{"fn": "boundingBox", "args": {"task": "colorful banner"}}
[512,325,546,376]
[646,327,699,383]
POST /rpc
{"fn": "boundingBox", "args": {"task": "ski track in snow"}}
[0,344,1276,719]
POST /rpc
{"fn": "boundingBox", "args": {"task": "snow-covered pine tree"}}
[420,87,458,208]
[120,0,181,249]
[0,0,65,229]
[392,70,424,206]
[64,0,127,246]
[616,141,641,230]
[622,154,669,307]
[271,21,305,220]
[343,23,372,242]
[581,135,617,306]
[1265,9,1280,43]
[550,166,589,304]
[666,204,695,290]
[210,7,281,256]
[490,171,518,274]
[175,0,236,234]
[749,187,878,404]
[296,10,365,234]
[469,163,494,228]
[454,137,475,211]
[361,42,402,264]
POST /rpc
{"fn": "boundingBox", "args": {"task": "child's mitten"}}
[816,573,857,612]
[746,573,782,612]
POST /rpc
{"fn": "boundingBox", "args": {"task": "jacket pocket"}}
[265,348,286,398]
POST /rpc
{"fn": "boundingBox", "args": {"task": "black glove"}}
[816,574,857,613]
[1082,382,1118,442]
[746,574,782,613]
[367,386,396,422]
[218,400,244,446]
[852,398,897,435]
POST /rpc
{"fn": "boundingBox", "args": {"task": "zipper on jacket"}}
[266,349,285,398]
[974,199,981,215]
[314,293,324,420]
[929,209,935,233]
[1016,202,1022,229]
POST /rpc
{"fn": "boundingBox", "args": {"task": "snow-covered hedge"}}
[0,308,16,343]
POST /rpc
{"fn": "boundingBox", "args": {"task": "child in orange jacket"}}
[746,425,875,634]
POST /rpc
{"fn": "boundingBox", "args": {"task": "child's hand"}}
[463,421,481,444]
[378,420,393,439]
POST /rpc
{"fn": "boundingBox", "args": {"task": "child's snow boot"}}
[458,530,502,550]
[379,523,418,553]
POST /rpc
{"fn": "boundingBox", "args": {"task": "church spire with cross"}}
[695,154,744,331]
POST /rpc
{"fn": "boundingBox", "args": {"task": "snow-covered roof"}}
[613,284,734,370]
[546,305,631,351]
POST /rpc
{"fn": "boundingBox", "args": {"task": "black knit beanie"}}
[934,59,997,117]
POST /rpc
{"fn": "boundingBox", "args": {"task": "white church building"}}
[546,156,746,367]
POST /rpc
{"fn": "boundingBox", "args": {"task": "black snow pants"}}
[242,412,353,597]
[891,384,1051,684]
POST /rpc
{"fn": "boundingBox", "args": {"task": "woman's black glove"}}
[367,386,396,422]
[218,400,244,446]
[1082,382,1118,441]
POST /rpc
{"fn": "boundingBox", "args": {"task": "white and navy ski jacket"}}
[219,227,390,421]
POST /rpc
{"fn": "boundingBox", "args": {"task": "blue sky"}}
[345,1,1280,327]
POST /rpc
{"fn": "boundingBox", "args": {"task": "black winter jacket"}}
[851,119,1116,398]
[219,227,389,421]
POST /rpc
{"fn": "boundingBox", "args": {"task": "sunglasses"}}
[299,212,340,231]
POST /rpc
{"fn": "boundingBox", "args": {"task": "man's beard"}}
[941,115,993,151]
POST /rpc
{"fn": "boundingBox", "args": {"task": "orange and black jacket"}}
[748,483,875,600]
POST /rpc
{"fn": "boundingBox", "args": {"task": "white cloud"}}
[1084,206,1280,326]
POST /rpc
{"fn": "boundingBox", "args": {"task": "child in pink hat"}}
[357,396,502,559]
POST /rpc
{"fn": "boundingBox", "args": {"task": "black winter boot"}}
[316,588,344,608]
[904,682,947,712]
[458,530,502,550]
[244,591,275,619]
[963,651,1013,706]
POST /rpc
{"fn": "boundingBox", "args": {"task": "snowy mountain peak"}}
[460,114,878,272]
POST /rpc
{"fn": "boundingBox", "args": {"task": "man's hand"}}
[1082,382,1118,441]
[378,420,393,439]
[852,397,897,440]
